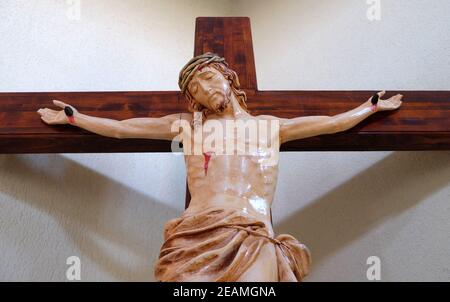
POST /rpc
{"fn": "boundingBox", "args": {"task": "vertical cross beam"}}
[185,17,260,209]
[194,17,258,91]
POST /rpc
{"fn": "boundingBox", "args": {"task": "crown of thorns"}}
[178,52,227,95]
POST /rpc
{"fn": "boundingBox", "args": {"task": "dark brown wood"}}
[1,90,448,153]
[0,17,448,154]
[0,91,187,153]
[195,17,257,90]
[250,91,450,151]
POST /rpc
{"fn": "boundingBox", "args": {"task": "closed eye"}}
[200,71,215,80]
[205,73,215,80]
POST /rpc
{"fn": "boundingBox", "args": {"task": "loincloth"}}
[154,207,311,282]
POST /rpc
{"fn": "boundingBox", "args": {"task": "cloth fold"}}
[154,207,311,282]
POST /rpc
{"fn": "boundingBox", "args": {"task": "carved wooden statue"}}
[37,52,402,282]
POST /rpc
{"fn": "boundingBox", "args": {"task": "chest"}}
[182,118,280,158]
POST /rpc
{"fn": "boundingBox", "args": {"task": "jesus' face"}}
[187,65,232,114]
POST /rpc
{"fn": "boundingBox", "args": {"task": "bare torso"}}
[183,115,280,281]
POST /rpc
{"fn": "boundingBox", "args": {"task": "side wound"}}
[203,152,214,176]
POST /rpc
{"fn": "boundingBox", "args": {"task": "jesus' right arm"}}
[37,100,192,141]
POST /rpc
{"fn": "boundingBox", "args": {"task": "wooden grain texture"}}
[0,91,186,153]
[250,90,450,151]
[0,17,449,155]
[195,17,258,90]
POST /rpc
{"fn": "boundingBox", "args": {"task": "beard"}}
[211,88,232,114]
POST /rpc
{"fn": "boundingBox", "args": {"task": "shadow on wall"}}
[1,152,449,280]
[276,151,450,267]
[0,154,180,281]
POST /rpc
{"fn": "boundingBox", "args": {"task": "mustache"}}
[208,91,224,101]
[209,92,231,112]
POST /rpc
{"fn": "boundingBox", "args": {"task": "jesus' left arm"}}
[279,91,403,144]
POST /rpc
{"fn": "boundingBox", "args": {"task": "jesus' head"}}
[178,52,248,118]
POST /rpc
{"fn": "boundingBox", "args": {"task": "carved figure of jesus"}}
[37,53,403,282]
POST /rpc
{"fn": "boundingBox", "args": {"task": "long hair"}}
[179,53,249,120]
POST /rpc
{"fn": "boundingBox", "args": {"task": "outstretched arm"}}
[37,100,191,141]
[280,91,403,144]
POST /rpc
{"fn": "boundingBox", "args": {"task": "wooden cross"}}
[1,17,449,207]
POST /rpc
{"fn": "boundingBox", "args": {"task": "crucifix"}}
[2,17,449,282]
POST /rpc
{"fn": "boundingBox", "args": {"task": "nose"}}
[199,81,213,94]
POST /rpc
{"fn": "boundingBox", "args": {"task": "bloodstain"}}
[203,152,214,176]
[68,116,76,124]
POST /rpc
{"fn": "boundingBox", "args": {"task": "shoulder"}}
[163,112,193,124]
[180,112,193,124]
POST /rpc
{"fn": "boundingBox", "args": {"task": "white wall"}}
[235,0,450,282]
[234,0,450,90]
[0,0,449,281]
[0,0,232,282]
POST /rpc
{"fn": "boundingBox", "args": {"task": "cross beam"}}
[0,17,449,154]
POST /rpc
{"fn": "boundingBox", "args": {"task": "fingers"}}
[40,115,54,124]
[37,108,59,124]
[391,94,404,102]
[37,108,59,115]
[53,99,69,109]
[39,113,56,124]
[378,90,386,98]
[37,109,47,117]
[388,94,403,109]
[396,94,404,106]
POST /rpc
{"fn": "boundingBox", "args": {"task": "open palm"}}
[37,100,78,125]
[373,91,403,111]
